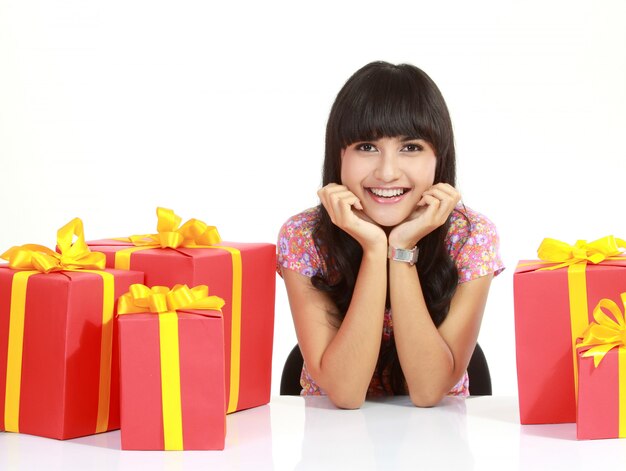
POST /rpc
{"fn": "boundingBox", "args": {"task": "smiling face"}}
[340,136,437,227]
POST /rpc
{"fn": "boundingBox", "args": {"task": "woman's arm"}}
[282,183,388,409]
[282,245,386,409]
[389,266,493,406]
[387,182,495,406]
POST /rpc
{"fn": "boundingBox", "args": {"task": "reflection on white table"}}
[1,396,626,470]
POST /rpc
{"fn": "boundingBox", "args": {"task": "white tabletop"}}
[1,396,625,470]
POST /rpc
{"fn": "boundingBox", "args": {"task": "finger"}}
[328,190,362,225]
[318,183,347,200]
[317,188,332,217]
[338,196,360,223]
[321,183,348,195]
[318,186,341,222]
[425,183,461,203]
[419,194,441,213]
[329,189,364,210]
[419,194,452,229]
[422,187,460,211]
[429,182,458,194]
[422,187,452,200]
[422,189,457,222]
[318,184,353,220]
[429,194,461,227]
[331,191,362,214]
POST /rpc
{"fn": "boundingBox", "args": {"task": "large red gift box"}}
[0,267,143,439]
[118,285,226,450]
[88,237,275,414]
[514,254,626,425]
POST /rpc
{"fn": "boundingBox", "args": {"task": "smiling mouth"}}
[367,188,409,198]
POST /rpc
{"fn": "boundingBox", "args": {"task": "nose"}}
[373,152,401,182]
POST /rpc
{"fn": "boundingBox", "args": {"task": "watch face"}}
[396,250,412,262]
[389,247,417,264]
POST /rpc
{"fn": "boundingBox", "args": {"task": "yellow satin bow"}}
[577,293,626,367]
[537,236,626,270]
[128,207,221,249]
[0,218,105,273]
[117,284,225,315]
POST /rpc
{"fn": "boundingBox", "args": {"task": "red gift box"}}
[577,347,626,439]
[0,267,143,439]
[118,284,226,450]
[0,218,144,439]
[88,230,275,414]
[576,295,626,440]
[514,238,626,425]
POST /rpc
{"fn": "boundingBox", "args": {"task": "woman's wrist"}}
[388,234,420,250]
[361,240,388,259]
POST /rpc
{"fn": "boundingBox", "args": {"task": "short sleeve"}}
[276,208,325,278]
[446,207,505,283]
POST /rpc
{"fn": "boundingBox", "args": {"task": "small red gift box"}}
[0,219,144,439]
[514,236,626,425]
[117,284,226,450]
[576,295,626,440]
[88,208,275,414]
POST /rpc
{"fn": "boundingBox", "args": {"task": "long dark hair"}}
[311,61,466,394]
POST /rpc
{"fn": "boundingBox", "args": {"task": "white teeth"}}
[370,188,405,198]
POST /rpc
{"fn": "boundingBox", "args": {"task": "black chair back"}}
[280,343,492,396]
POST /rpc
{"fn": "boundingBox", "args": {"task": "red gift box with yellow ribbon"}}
[88,208,275,414]
[0,219,144,439]
[576,294,626,439]
[117,284,226,450]
[514,236,626,425]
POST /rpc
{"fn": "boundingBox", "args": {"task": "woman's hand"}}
[318,183,387,251]
[388,183,461,248]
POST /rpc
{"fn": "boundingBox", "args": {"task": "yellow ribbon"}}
[110,208,243,414]
[576,293,626,437]
[1,218,106,273]
[113,207,221,271]
[117,283,225,315]
[125,207,221,250]
[117,283,224,451]
[578,294,626,367]
[1,219,113,434]
[205,246,243,414]
[536,236,626,270]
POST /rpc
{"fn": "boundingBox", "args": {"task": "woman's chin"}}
[367,213,408,229]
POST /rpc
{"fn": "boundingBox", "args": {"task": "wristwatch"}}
[387,245,419,266]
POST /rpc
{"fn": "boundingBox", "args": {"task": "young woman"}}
[277,61,504,409]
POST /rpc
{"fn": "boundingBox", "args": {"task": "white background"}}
[1,0,625,397]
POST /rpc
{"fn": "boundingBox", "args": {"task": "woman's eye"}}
[357,143,377,152]
[403,143,423,152]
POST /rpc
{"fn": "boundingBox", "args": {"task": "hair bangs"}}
[334,69,434,149]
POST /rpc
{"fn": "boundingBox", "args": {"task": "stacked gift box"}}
[116,283,228,450]
[514,236,626,440]
[0,209,276,450]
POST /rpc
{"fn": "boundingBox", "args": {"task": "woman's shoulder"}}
[446,205,504,282]
[277,206,324,278]
[447,206,499,241]
[279,206,321,237]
